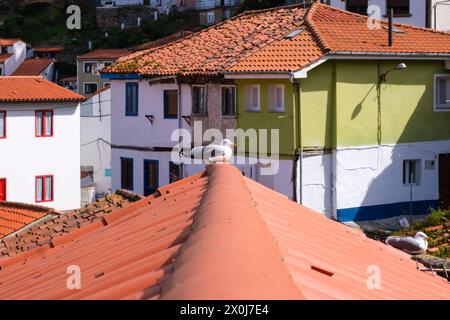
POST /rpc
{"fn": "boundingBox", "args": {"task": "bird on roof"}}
[180,139,235,164]
[385,232,430,255]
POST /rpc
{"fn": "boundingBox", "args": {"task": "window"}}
[103,62,113,68]
[169,161,181,183]
[387,0,410,16]
[0,46,7,54]
[164,90,178,119]
[35,110,53,137]
[268,84,285,112]
[121,157,133,190]
[434,75,450,111]
[192,85,207,115]
[36,175,53,202]
[84,62,97,74]
[207,12,215,24]
[403,160,420,185]
[143,160,159,196]
[0,178,6,201]
[84,83,98,95]
[222,86,236,117]
[125,82,139,116]
[0,111,5,138]
[346,0,368,15]
[245,85,260,112]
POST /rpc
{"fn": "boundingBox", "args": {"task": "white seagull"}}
[180,139,235,164]
[385,231,430,255]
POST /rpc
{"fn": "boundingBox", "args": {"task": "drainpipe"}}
[331,60,338,220]
[175,76,184,178]
[290,73,302,204]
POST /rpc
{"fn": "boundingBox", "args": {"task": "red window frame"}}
[35,110,53,137]
[0,178,6,201]
[0,111,6,139]
[35,175,54,203]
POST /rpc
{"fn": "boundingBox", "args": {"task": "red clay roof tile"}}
[0,202,56,239]
[0,39,20,46]
[0,76,85,102]
[12,59,54,76]
[0,53,13,64]
[77,49,130,60]
[105,3,450,76]
[0,165,448,300]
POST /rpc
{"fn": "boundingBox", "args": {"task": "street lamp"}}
[380,63,407,82]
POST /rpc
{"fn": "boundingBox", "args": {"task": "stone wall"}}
[96,5,157,29]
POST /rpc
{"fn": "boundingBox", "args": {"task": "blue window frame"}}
[120,157,133,190]
[125,82,139,116]
[143,160,159,196]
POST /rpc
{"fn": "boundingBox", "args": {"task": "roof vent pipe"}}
[388,8,394,47]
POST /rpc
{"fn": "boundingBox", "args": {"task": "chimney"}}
[388,8,393,47]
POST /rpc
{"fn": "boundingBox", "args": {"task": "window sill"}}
[125,114,139,117]
[222,115,236,119]
[36,200,54,203]
[164,116,178,120]
[245,109,261,113]
[434,106,450,112]
[268,110,286,114]
[191,113,208,117]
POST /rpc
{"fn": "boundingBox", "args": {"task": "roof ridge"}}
[304,1,331,53]
[159,164,305,299]
[0,201,57,214]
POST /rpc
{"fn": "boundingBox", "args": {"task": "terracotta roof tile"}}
[77,49,130,60]
[0,165,449,300]
[131,31,194,52]
[0,76,85,102]
[12,59,54,76]
[0,190,143,258]
[33,46,64,53]
[0,202,56,239]
[0,53,13,64]
[104,5,309,76]
[106,3,450,77]
[0,39,20,46]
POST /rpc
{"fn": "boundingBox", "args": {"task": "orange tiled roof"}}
[132,31,194,52]
[105,2,450,77]
[0,190,142,258]
[0,76,85,102]
[0,164,449,300]
[33,46,64,53]
[0,39,20,46]
[77,49,130,61]
[12,58,54,76]
[0,53,13,64]
[0,202,57,239]
[104,5,309,76]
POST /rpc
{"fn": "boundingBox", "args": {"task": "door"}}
[0,178,6,201]
[143,160,159,196]
[439,154,450,210]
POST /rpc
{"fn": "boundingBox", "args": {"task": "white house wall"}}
[81,88,112,194]
[0,102,80,210]
[302,153,333,219]
[431,0,450,31]
[335,140,450,222]
[111,80,191,149]
[4,41,26,75]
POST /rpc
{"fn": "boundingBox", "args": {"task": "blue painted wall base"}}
[337,200,439,222]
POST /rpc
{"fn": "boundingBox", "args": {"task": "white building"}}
[322,0,450,31]
[81,87,112,195]
[0,39,27,76]
[0,76,85,211]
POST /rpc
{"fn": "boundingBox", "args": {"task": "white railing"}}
[81,185,96,207]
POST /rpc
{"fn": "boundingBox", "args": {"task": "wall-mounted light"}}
[380,63,407,82]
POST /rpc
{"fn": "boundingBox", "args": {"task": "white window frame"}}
[434,74,450,112]
[268,84,285,112]
[84,82,98,95]
[245,85,260,112]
